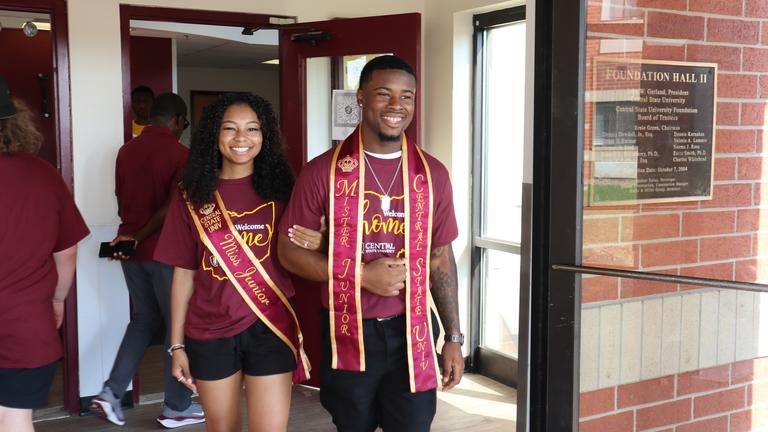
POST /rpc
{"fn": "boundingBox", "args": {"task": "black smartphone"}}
[98,241,135,258]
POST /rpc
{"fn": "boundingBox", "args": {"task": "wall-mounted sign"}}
[588,58,717,205]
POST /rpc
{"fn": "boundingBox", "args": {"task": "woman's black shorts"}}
[185,319,296,381]
[0,361,57,409]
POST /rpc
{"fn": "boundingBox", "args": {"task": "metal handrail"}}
[552,264,768,294]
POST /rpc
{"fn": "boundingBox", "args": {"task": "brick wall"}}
[581,0,768,430]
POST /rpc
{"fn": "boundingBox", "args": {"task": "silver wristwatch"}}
[444,334,465,346]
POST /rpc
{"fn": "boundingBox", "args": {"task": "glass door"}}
[471,6,526,387]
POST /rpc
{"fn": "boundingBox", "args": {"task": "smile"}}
[230,146,252,154]
[382,115,404,127]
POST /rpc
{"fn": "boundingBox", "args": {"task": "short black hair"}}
[150,93,187,122]
[131,85,154,99]
[358,55,416,89]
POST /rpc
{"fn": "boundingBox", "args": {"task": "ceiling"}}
[130,21,279,69]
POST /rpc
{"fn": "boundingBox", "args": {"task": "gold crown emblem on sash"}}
[337,155,358,173]
[199,203,216,215]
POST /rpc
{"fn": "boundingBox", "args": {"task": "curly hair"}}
[0,98,43,155]
[182,93,294,204]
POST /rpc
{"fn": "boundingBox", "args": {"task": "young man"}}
[90,93,204,429]
[130,85,154,138]
[278,55,464,432]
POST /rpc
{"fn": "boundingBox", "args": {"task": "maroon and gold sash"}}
[329,127,440,392]
[186,192,310,383]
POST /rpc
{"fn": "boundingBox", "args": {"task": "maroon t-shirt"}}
[154,176,295,340]
[0,153,89,368]
[279,146,458,319]
[116,126,188,261]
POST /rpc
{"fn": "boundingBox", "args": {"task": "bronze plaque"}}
[588,58,717,205]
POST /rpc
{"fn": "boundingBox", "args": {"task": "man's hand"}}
[440,341,464,390]
[109,234,138,260]
[52,300,65,329]
[361,257,406,297]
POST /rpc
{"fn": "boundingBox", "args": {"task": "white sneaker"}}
[156,401,205,428]
[90,388,126,426]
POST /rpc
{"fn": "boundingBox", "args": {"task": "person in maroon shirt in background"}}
[0,76,89,432]
[155,93,323,432]
[90,93,204,429]
[277,55,464,432]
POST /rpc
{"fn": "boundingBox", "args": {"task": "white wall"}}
[176,65,280,145]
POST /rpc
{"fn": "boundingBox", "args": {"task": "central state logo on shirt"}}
[202,201,276,281]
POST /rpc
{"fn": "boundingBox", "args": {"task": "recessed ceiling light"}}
[262,59,279,65]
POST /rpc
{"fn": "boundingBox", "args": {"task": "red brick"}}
[737,208,760,232]
[687,44,741,71]
[738,156,768,180]
[735,258,768,283]
[590,21,644,37]
[676,415,729,432]
[677,364,731,396]
[700,235,752,261]
[690,0,742,16]
[636,398,691,430]
[621,268,678,298]
[733,357,768,384]
[701,184,752,208]
[708,18,760,44]
[741,103,768,127]
[636,0,686,10]
[618,376,674,408]
[718,74,758,99]
[744,47,768,72]
[582,275,619,303]
[753,183,768,205]
[584,217,620,244]
[584,244,640,269]
[731,406,768,432]
[747,0,768,18]
[642,240,698,267]
[717,103,740,126]
[580,387,615,417]
[716,129,756,154]
[642,42,686,61]
[641,200,699,212]
[679,262,734,290]
[580,411,633,432]
[647,12,704,40]
[682,210,735,236]
[621,214,679,241]
[694,387,746,418]
[714,157,736,181]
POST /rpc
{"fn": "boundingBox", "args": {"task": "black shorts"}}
[0,361,57,409]
[319,312,439,432]
[185,319,296,381]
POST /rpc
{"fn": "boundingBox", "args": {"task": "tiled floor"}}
[35,373,516,431]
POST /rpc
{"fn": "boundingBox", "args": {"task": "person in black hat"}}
[0,76,90,431]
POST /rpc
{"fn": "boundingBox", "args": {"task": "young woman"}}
[0,83,89,432]
[154,93,320,432]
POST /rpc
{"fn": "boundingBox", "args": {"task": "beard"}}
[377,131,402,142]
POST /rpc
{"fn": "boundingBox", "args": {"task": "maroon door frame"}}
[118,5,292,402]
[0,0,78,414]
[278,13,421,387]
[278,13,421,173]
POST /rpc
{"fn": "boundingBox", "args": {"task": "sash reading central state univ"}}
[329,126,440,392]
[186,192,310,383]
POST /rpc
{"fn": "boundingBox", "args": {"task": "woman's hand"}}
[288,216,327,252]
[171,350,197,394]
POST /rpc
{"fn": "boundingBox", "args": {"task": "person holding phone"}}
[0,76,89,432]
[154,93,322,432]
[91,93,204,428]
